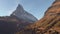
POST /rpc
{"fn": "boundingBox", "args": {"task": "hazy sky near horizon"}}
[0,0,55,19]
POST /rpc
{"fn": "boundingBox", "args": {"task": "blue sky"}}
[0,0,55,19]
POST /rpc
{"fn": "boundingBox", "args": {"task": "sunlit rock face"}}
[17,0,60,34]
[11,4,37,23]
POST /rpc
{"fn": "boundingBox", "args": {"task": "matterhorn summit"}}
[11,4,37,22]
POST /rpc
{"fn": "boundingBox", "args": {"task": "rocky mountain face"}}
[0,4,38,34]
[11,4,37,23]
[10,4,38,31]
[18,0,60,34]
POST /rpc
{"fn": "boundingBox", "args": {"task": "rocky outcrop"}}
[18,0,60,34]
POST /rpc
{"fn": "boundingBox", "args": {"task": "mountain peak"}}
[11,4,37,22]
[16,4,23,10]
